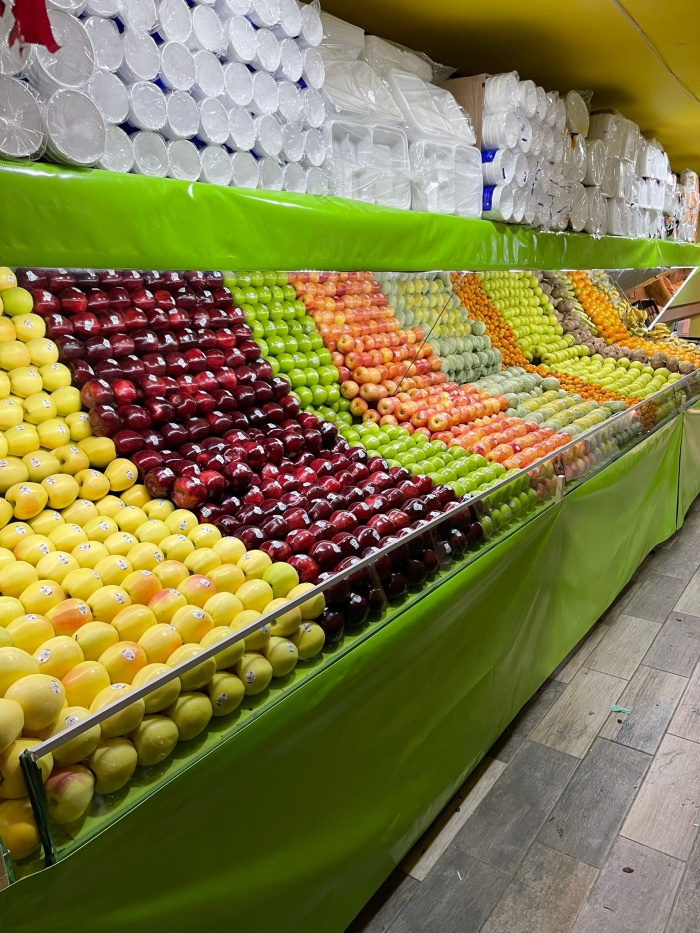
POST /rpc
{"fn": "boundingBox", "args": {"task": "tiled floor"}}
[345,500,700,933]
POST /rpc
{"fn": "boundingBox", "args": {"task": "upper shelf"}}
[2,160,699,272]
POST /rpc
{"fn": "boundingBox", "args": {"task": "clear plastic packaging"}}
[226,15,257,63]
[190,5,226,54]
[324,119,373,201]
[484,72,519,114]
[275,37,303,82]
[568,182,588,231]
[168,137,201,180]
[606,196,626,236]
[387,70,476,145]
[274,0,302,38]
[222,62,253,107]
[584,185,606,235]
[517,115,532,153]
[258,156,284,188]
[511,184,527,223]
[228,106,255,150]
[281,121,304,161]
[84,16,123,74]
[565,90,589,136]
[131,129,169,175]
[544,91,558,127]
[555,97,566,132]
[301,47,325,89]
[481,111,519,150]
[298,2,323,48]
[27,11,96,93]
[571,134,587,184]
[128,81,166,131]
[588,112,625,160]
[278,80,303,122]
[249,70,279,115]
[601,157,624,199]
[511,150,528,188]
[253,28,281,72]
[302,126,325,166]
[87,70,129,124]
[200,144,232,184]
[481,149,515,186]
[230,149,259,187]
[119,0,157,31]
[118,28,159,83]
[319,10,363,56]
[253,113,282,158]
[282,161,307,192]
[85,0,120,14]
[192,50,225,99]
[48,0,87,14]
[0,8,31,76]
[322,59,402,122]
[301,86,325,128]
[163,89,199,138]
[530,120,543,157]
[156,0,192,43]
[306,164,329,194]
[159,41,195,92]
[44,88,105,165]
[98,123,134,171]
[518,79,537,119]
[0,76,43,158]
[482,184,513,221]
[198,97,229,144]
[215,0,251,15]
[535,86,547,121]
[372,124,410,209]
[583,137,606,187]
[248,0,281,29]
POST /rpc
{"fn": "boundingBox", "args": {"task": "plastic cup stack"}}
[200,145,232,185]
[282,161,307,192]
[156,0,192,43]
[87,71,129,125]
[164,90,199,139]
[98,125,134,172]
[132,129,169,176]
[128,82,167,131]
[159,42,195,92]
[231,150,259,188]
[191,50,225,99]
[222,62,253,108]
[198,97,230,145]
[44,89,106,166]
[258,157,284,189]
[0,76,44,159]
[118,29,160,84]
[168,138,201,180]
[228,106,255,151]
[84,16,123,73]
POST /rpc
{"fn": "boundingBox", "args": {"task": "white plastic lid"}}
[45,88,106,166]
[565,90,589,137]
[31,11,96,90]
[535,86,547,121]
[87,70,129,124]
[164,89,199,138]
[254,113,282,158]
[281,121,303,161]
[98,124,134,171]
[201,145,232,184]
[120,0,157,31]
[199,97,229,144]
[276,37,302,82]
[258,156,283,189]
[191,5,226,54]
[228,106,255,150]
[215,0,251,14]
[158,0,192,43]
[253,28,281,72]
[299,2,322,46]
[250,70,279,115]
[277,80,302,122]
[0,76,43,158]
[306,165,328,194]
[84,16,123,73]
[0,8,30,76]
[192,50,225,98]
[231,149,259,187]
[128,81,166,130]
[301,47,324,89]
[120,29,160,82]
[303,126,325,166]
[159,41,195,91]
[47,0,87,15]
[226,15,256,62]
[222,62,253,107]
[301,86,324,128]
[282,161,306,192]
[85,0,119,14]
[276,0,301,37]
[132,130,169,175]
[168,138,201,180]
[248,0,280,28]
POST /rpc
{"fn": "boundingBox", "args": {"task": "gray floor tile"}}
[490,680,567,764]
[643,612,700,677]
[572,837,684,933]
[452,741,579,874]
[600,665,687,754]
[388,848,509,933]
[644,535,700,582]
[675,566,700,616]
[538,738,650,869]
[482,843,597,933]
[346,870,419,933]
[625,573,688,623]
[665,832,700,933]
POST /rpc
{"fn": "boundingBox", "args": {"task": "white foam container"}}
[282,121,304,162]
[0,76,43,158]
[98,123,134,171]
[118,29,159,83]
[226,15,256,63]
[277,80,303,123]
[454,145,483,217]
[200,144,232,184]
[584,185,606,235]
[535,86,547,121]
[517,116,532,153]
[301,47,325,90]
[27,11,96,93]
[300,86,325,128]
[258,156,283,189]
[131,129,169,175]
[159,41,195,91]
[156,0,192,43]
[481,148,515,185]
[222,61,253,107]
[253,28,281,72]
[168,137,201,180]
[163,89,199,138]
[128,80,166,130]
[482,184,513,221]
[192,50,225,98]
[198,97,229,144]
[190,5,226,54]
[275,37,302,82]
[87,70,129,124]
[248,0,280,28]
[306,165,328,194]
[0,7,31,76]
[606,196,626,236]
[249,70,279,115]
[228,106,255,150]
[253,113,282,158]
[565,90,589,136]
[601,157,624,199]
[84,16,123,73]
[44,88,105,165]
[282,161,307,192]
[230,149,259,187]
[484,72,519,114]
[372,124,410,210]
[482,111,519,150]
[324,119,373,201]
[571,134,587,184]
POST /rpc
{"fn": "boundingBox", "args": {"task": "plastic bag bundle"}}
[387,70,476,145]
[583,138,606,186]
[565,90,589,136]
[410,139,481,216]
[362,34,453,84]
[484,72,520,114]
[323,59,402,122]
[568,183,588,231]
[584,185,607,235]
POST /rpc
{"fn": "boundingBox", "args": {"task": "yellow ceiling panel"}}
[321,0,700,173]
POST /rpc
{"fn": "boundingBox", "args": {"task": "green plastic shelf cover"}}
[2,160,699,272]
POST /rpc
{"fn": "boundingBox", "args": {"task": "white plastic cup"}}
[118,29,160,83]
[0,76,43,158]
[569,183,588,232]
[530,120,543,157]
[44,88,106,166]
[226,15,256,63]
[481,149,515,186]
[189,5,226,54]
[156,0,192,43]
[275,36,302,82]
[84,16,123,74]
[249,70,279,115]
[128,81,167,130]
[535,86,547,121]
[98,124,134,171]
[277,79,303,123]
[282,161,306,192]
[131,129,169,176]
[159,41,195,92]
[301,47,324,89]
[300,86,324,128]
[511,150,528,187]
[253,28,281,72]
[248,0,280,28]
[253,113,282,158]
[215,0,250,14]
[87,70,129,124]
[119,0,157,32]
[482,184,513,221]
[168,138,201,180]
[301,127,325,167]
[273,0,301,38]
[198,97,229,144]
[222,61,253,107]
[518,79,537,119]
[481,111,519,150]
[27,11,95,93]
[517,116,532,154]
[163,90,200,138]
[298,2,323,46]
[511,185,527,223]
[192,50,225,99]
[305,165,328,195]
[483,72,519,114]
[200,144,232,184]
[281,121,303,162]
[228,106,255,150]
[230,149,259,187]
[258,156,283,189]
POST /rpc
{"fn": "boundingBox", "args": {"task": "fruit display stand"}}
[0,163,698,933]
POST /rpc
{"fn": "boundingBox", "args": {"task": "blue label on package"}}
[483,186,495,211]
[482,150,499,164]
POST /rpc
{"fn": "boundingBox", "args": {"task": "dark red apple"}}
[89,405,120,437]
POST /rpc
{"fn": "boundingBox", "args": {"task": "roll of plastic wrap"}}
[482,184,513,221]
[278,80,303,123]
[302,127,325,167]
[132,129,169,176]
[156,0,192,43]
[282,121,304,162]
[535,86,547,121]
[481,149,515,185]
[168,137,201,180]
[228,106,255,150]
[571,134,587,183]
[517,116,532,153]
[306,165,329,194]
[189,6,226,54]
[484,72,519,114]
[222,62,253,107]
[249,70,279,115]
[128,81,166,131]
[163,90,199,138]
[200,144,232,184]
[0,76,43,158]
[301,47,325,90]
[198,97,229,144]
[258,156,284,189]
[565,90,589,136]
[282,161,307,192]
[226,15,256,63]
[584,185,607,235]
[231,149,259,187]
[84,16,123,73]
[118,29,159,83]
[511,185,527,222]
[518,79,537,119]
[192,50,225,99]
[299,3,323,47]
[555,98,567,131]
[253,28,281,72]
[301,87,325,128]
[511,150,528,188]
[253,113,282,158]
[568,183,588,231]
[274,0,302,38]
[98,124,134,171]
[27,12,95,93]
[44,88,105,166]
[583,137,606,187]
[482,111,519,150]
[159,41,195,91]
[87,70,129,124]
[248,0,280,28]
[275,37,303,82]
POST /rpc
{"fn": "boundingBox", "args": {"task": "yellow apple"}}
[35,551,78,585]
[120,569,159,605]
[98,641,147,685]
[93,555,131,587]
[6,614,54,655]
[45,764,94,824]
[61,662,110,710]
[0,398,24,430]
[22,391,57,424]
[20,578,65,615]
[207,671,245,716]
[45,708,100,767]
[0,738,52,798]
[78,437,116,470]
[126,542,163,572]
[82,515,118,543]
[104,458,137,492]
[207,563,245,595]
[5,481,48,519]
[112,604,157,643]
[158,534,194,562]
[166,692,212,741]
[87,737,137,794]
[53,444,90,475]
[153,559,189,590]
[5,672,65,730]
[115,506,147,534]
[73,620,118,661]
[74,468,110,501]
[11,313,45,342]
[14,534,54,566]
[102,531,136,556]
[22,450,60,482]
[39,362,70,391]
[0,561,38,598]
[25,338,58,367]
[188,524,221,548]
[0,458,28,494]
[4,423,40,456]
[33,635,83,679]
[166,644,215,691]
[0,522,33,550]
[87,584,131,624]
[48,522,88,552]
[95,494,126,519]
[143,499,174,520]
[119,485,150,508]
[65,411,92,441]
[138,623,182,664]
[0,698,24,754]
[51,386,81,417]
[184,548,221,576]
[234,652,273,695]
[62,498,98,526]
[0,343,31,372]
[131,662,180,713]
[42,473,80,510]
[203,592,244,628]
[0,798,40,860]
[164,510,198,535]
[9,365,41,397]
[130,715,178,767]
[37,418,70,449]
[170,605,213,644]
[266,598,301,638]
[199,625,245,670]
[262,636,298,677]
[134,519,170,545]
[90,684,144,738]
[287,582,325,620]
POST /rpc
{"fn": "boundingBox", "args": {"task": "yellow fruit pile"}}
[0,479,325,863]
